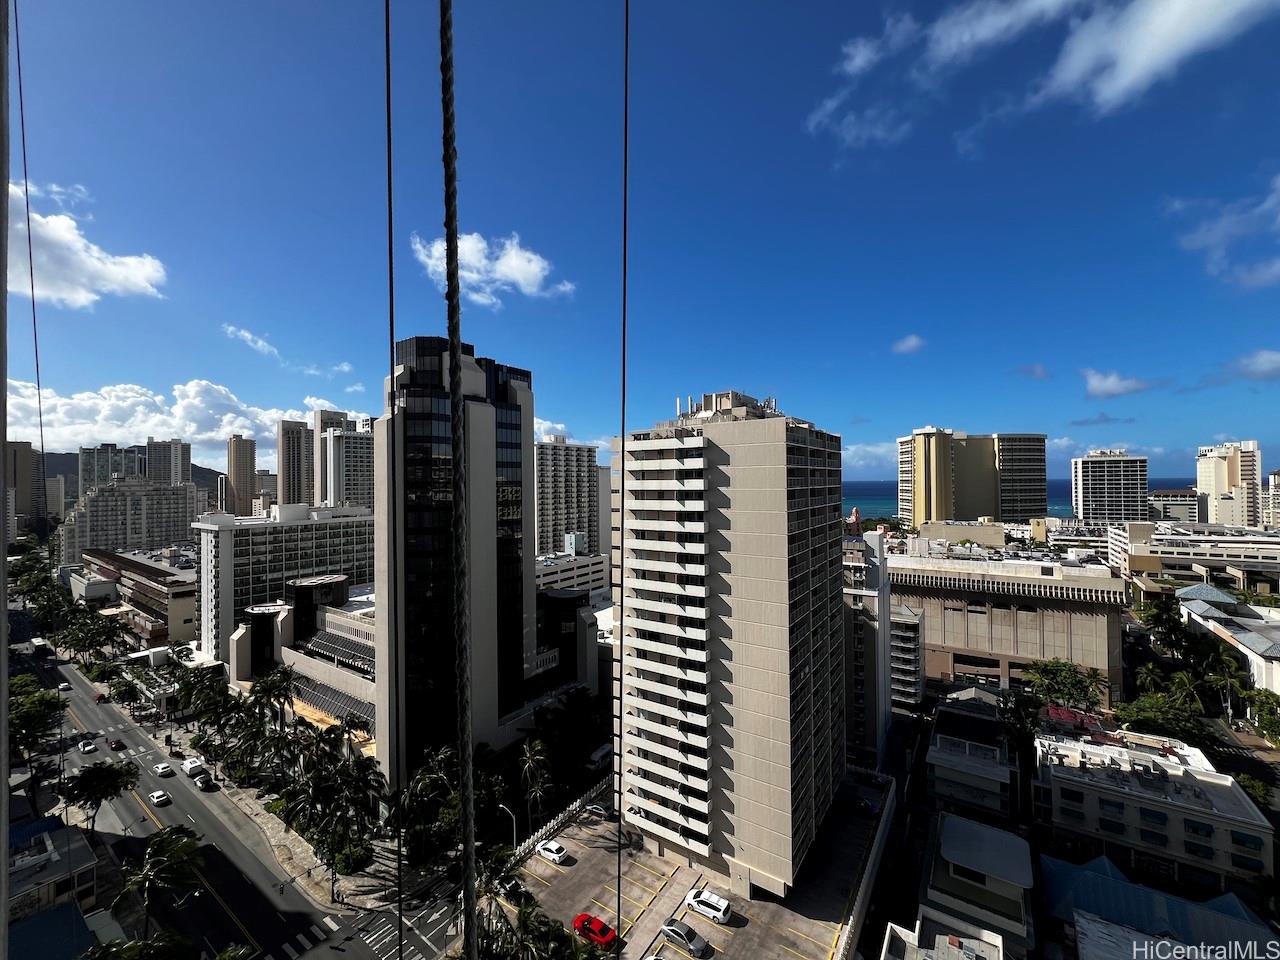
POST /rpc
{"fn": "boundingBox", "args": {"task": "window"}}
[1230,854,1264,873]
[1183,818,1214,839]
[1099,798,1124,815]
[1140,829,1168,846]
[1099,818,1125,835]
[951,864,987,886]
[1184,840,1215,860]
[1061,807,1085,821]
[1230,831,1263,851]
[1139,807,1167,826]
[1060,787,1084,804]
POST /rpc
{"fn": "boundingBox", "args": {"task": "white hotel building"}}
[614,391,844,898]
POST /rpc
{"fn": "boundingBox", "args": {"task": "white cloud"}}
[222,324,280,358]
[1019,362,1050,379]
[344,382,366,394]
[410,231,575,309]
[7,182,166,309]
[4,377,375,472]
[1175,174,1280,288]
[1047,436,1077,451]
[1082,367,1150,398]
[808,0,1280,152]
[892,333,926,354]
[331,361,353,375]
[1037,0,1280,114]
[842,441,899,471]
[1238,349,1280,380]
[534,417,569,442]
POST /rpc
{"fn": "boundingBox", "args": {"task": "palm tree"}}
[63,760,140,834]
[1167,671,1204,713]
[1205,651,1246,724]
[83,932,192,959]
[1083,667,1108,710]
[115,825,204,939]
[1135,662,1163,694]
[520,739,548,831]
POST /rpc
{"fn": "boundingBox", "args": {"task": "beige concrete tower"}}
[615,391,844,898]
[276,419,313,507]
[225,434,257,517]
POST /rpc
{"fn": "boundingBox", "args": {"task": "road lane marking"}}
[195,867,263,954]
[187,814,196,824]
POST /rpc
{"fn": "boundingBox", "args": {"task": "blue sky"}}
[6,0,1280,478]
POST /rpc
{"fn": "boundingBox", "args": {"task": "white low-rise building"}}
[1033,728,1273,892]
[1178,583,1280,697]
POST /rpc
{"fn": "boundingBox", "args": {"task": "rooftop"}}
[83,545,198,583]
[883,916,1005,960]
[938,814,1033,889]
[193,504,372,529]
[1040,855,1272,948]
[1035,730,1270,825]
[1181,598,1280,660]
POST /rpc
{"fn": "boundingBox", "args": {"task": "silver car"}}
[660,918,711,958]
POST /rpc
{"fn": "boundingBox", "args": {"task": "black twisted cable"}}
[437,1,477,957]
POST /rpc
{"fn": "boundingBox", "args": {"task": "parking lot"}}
[516,779,887,960]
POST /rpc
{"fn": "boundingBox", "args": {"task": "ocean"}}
[841,478,1195,521]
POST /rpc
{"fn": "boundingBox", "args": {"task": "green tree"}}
[1114,693,1208,746]
[1246,688,1280,743]
[519,739,549,832]
[1135,661,1163,694]
[110,677,143,712]
[1167,671,1204,713]
[115,825,204,940]
[82,931,193,960]
[63,761,141,834]
[10,681,67,763]
[1235,773,1272,810]
[1023,659,1101,710]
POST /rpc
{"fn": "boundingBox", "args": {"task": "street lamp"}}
[497,804,518,851]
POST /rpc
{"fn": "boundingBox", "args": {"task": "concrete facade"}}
[534,435,602,554]
[81,546,198,647]
[52,477,199,567]
[887,544,1126,704]
[311,410,355,507]
[319,424,374,510]
[1071,449,1148,523]
[842,532,894,767]
[193,504,374,661]
[276,419,314,507]
[615,390,844,898]
[78,442,142,496]
[144,437,191,486]
[898,427,1046,526]
[225,434,257,517]
[1197,440,1262,528]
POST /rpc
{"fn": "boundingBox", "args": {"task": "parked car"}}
[584,803,613,820]
[573,914,618,948]
[535,839,568,865]
[194,774,215,792]
[148,791,171,807]
[496,876,530,905]
[685,888,731,924]
[152,762,174,777]
[77,740,97,754]
[660,919,710,958]
[107,739,125,751]
[58,682,72,692]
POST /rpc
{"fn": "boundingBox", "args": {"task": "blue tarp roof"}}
[8,813,63,850]
[1040,855,1271,946]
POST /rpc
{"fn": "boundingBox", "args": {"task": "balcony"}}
[623,576,707,599]
[626,595,706,619]
[624,633,708,664]
[623,672,709,707]
[623,537,706,555]
[623,713,711,754]
[623,615,707,642]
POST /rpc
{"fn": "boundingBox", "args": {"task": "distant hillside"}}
[41,451,223,499]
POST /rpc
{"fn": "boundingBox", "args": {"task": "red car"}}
[107,739,126,751]
[573,914,618,949]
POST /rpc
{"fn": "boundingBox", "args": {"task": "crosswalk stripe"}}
[281,944,298,960]
[295,933,311,951]
[323,916,339,931]
[309,924,326,941]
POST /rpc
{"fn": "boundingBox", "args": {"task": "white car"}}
[58,682,72,692]
[77,740,97,754]
[535,839,568,865]
[152,762,175,777]
[685,887,732,924]
[148,790,171,807]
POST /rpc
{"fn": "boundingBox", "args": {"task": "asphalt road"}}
[50,656,381,960]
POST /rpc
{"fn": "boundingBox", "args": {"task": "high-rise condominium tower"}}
[896,427,1046,526]
[615,391,844,898]
[1071,449,1148,523]
[225,435,258,517]
[1197,440,1262,527]
[312,410,355,507]
[276,419,314,506]
[79,442,143,496]
[145,437,192,486]
[320,422,375,510]
[374,337,536,788]
[534,435,601,554]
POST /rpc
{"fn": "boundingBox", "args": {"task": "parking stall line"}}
[631,858,673,882]
[603,884,647,910]
[518,866,551,886]
[620,871,661,895]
